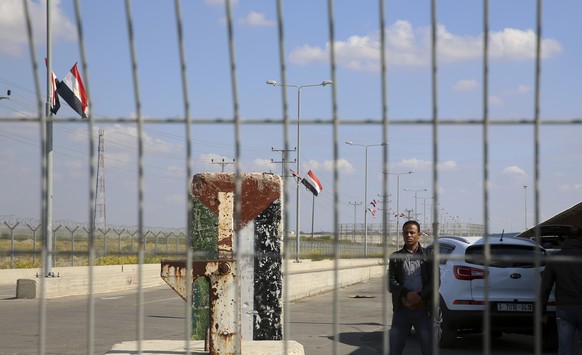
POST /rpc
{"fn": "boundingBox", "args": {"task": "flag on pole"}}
[57,63,88,118]
[49,70,61,114]
[301,170,323,196]
[290,168,302,183]
[370,199,379,207]
[44,58,61,114]
[367,207,377,218]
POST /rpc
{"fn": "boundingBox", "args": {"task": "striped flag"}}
[301,170,323,196]
[44,58,61,114]
[290,168,302,183]
[49,70,61,114]
[57,63,88,118]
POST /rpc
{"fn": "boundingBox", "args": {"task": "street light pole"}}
[385,171,414,249]
[420,196,435,233]
[403,188,428,221]
[345,141,387,257]
[267,80,332,262]
[348,201,362,242]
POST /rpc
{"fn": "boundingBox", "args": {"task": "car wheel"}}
[437,300,457,348]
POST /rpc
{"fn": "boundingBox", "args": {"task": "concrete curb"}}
[106,340,304,355]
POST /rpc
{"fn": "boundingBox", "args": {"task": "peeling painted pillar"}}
[161,172,283,353]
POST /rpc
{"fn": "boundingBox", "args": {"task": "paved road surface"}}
[0,277,556,354]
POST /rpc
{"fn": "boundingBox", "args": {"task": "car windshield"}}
[465,244,546,268]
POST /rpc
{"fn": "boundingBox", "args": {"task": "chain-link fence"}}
[1,1,581,354]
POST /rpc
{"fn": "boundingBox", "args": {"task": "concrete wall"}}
[2,264,163,299]
[284,259,386,301]
[1,259,386,300]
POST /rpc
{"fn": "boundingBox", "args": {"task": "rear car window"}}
[427,243,456,265]
[464,244,546,268]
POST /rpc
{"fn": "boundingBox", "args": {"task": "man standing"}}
[541,226,582,355]
[389,220,436,355]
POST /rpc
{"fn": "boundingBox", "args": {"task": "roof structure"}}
[518,201,582,238]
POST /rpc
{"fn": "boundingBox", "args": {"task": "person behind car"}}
[541,226,582,355]
[388,220,437,355]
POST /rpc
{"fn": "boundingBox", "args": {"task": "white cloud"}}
[489,95,503,106]
[323,159,353,173]
[438,161,458,171]
[253,158,272,170]
[397,158,457,171]
[503,165,527,176]
[238,11,274,27]
[516,84,532,94]
[453,79,477,92]
[0,0,76,57]
[400,158,431,170]
[303,160,321,171]
[289,20,563,71]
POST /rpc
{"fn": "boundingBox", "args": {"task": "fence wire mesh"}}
[0,0,581,354]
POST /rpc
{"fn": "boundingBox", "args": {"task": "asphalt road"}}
[0,277,557,354]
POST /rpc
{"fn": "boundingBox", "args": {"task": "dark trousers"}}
[556,309,582,355]
[389,307,433,355]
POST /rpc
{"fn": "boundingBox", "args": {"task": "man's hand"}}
[401,291,423,309]
[406,291,422,304]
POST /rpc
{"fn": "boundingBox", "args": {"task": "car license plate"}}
[496,303,533,312]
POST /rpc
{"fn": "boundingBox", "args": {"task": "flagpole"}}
[311,194,315,239]
[45,0,54,277]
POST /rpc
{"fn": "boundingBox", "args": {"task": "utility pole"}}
[270,147,296,178]
[349,201,362,242]
[211,158,235,172]
[95,129,106,229]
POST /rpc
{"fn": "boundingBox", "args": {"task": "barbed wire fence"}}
[0,215,187,268]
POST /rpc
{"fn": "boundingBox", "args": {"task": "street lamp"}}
[403,188,428,222]
[385,171,414,249]
[345,141,387,257]
[267,79,332,262]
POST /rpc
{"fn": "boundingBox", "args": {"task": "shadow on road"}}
[333,329,557,354]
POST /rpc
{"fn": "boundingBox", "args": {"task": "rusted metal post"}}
[161,172,283,354]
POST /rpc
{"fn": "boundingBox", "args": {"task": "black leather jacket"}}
[541,238,582,314]
[388,245,437,311]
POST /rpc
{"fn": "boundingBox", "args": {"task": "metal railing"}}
[0,1,580,354]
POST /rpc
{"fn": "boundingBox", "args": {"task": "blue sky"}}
[0,0,581,234]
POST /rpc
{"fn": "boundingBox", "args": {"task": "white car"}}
[427,234,557,350]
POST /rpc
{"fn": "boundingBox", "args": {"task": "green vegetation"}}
[0,234,187,269]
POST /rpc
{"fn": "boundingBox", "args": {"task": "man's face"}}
[402,223,420,249]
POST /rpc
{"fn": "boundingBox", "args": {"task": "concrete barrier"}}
[0,259,386,299]
[2,264,163,299]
